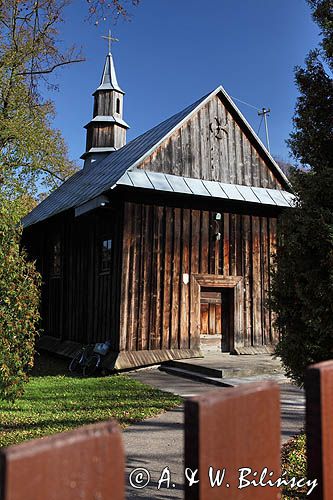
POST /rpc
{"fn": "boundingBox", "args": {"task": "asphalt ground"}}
[123,369,305,499]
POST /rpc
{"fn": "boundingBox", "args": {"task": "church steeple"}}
[81,30,129,168]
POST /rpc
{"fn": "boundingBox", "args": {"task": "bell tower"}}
[81,30,129,168]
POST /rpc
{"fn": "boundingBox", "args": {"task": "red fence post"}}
[184,382,281,499]
[0,420,124,500]
[305,360,333,499]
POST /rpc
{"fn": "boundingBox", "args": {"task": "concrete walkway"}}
[123,368,305,499]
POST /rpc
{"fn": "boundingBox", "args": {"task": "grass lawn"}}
[0,353,182,448]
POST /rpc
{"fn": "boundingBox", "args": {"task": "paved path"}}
[123,369,305,499]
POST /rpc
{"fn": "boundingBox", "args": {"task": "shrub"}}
[0,201,41,401]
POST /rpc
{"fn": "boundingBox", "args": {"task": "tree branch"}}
[18,58,85,76]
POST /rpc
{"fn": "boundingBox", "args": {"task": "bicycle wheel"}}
[83,353,101,377]
[69,350,84,373]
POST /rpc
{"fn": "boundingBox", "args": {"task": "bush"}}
[0,201,41,401]
[271,0,333,385]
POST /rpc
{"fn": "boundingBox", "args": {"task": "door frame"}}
[190,274,244,352]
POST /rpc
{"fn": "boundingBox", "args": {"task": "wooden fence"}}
[0,360,331,499]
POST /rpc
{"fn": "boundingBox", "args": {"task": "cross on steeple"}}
[101,29,119,54]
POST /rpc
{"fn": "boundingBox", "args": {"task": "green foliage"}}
[0,197,41,401]
[0,0,79,198]
[272,1,333,385]
[0,0,81,401]
[281,434,307,499]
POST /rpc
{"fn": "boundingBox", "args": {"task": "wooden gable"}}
[138,92,286,190]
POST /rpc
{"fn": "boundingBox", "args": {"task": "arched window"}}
[116,98,120,114]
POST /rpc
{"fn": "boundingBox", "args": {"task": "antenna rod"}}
[258,108,271,153]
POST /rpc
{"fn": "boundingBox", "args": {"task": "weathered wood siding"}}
[119,201,277,352]
[24,209,122,349]
[139,95,283,189]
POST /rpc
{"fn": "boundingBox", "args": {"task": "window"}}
[100,239,112,274]
[50,239,62,277]
[116,98,120,114]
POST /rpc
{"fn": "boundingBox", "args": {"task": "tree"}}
[86,0,140,25]
[0,195,41,401]
[271,0,333,385]
[0,0,84,198]
[0,1,83,400]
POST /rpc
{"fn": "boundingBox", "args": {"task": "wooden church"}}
[22,42,294,370]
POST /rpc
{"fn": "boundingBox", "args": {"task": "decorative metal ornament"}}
[209,116,229,140]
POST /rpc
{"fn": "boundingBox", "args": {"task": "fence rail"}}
[1,360,332,499]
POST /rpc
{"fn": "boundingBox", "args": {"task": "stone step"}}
[159,365,290,388]
[162,359,280,379]
[158,365,234,387]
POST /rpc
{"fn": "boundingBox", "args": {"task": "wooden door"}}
[200,288,223,335]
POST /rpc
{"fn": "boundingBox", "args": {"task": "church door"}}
[200,287,232,351]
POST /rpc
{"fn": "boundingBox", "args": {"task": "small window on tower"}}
[100,239,112,274]
[50,239,62,277]
[116,98,120,114]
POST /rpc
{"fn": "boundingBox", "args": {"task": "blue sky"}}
[49,0,320,166]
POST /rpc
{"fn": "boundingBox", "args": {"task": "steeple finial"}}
[101,29,119,55]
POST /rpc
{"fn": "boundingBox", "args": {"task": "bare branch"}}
[18,57,85,76]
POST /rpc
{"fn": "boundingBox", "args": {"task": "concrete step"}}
[162,359,281,379]
[158,365,234,388]
[159,365,290,388]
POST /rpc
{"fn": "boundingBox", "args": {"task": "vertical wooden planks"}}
[180,209,191,348]
[170,207,181,349]
[162,207,172,349]
[217,99,230,181]
[139,205,153,350]
[305,361,333,500]
[223,213,230,275]
[185,382,281,499]
[198,105,210,180]
[269,217,278,343]
[242,215,252,347]
[251,216,262,345]
[126,203,138,351]
[261,217,270,345]
[200,211,210,274]
[190,210,201,346]
[0,421,125,500]
[119,203,132,351]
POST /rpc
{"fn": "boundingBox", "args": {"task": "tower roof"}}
[94,52,124,94]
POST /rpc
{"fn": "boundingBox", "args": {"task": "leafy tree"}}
[0,0,83,400]
[0,0,84,198]
[272,0,333,385]
[0,195,41,401]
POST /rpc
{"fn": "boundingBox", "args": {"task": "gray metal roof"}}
[94,53,124,94]
[23,86,293,229]
[116,171,295,208]
[23,93,209,227]
[84,115,129,129]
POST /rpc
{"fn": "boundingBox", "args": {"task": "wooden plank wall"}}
[25,209,121,348]
[119,201,277,352]
[139,95,283,189]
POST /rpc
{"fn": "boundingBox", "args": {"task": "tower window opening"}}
[116,98,120,114]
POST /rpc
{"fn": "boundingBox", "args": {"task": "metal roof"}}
[84,115,129,129]
[23,93,209,227]
[116,171,295,208]
[94,53,124,94]
[23,86,293,229]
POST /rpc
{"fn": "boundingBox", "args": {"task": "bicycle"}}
[69,344,101,377]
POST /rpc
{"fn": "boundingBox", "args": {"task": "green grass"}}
[0,355,182,448]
